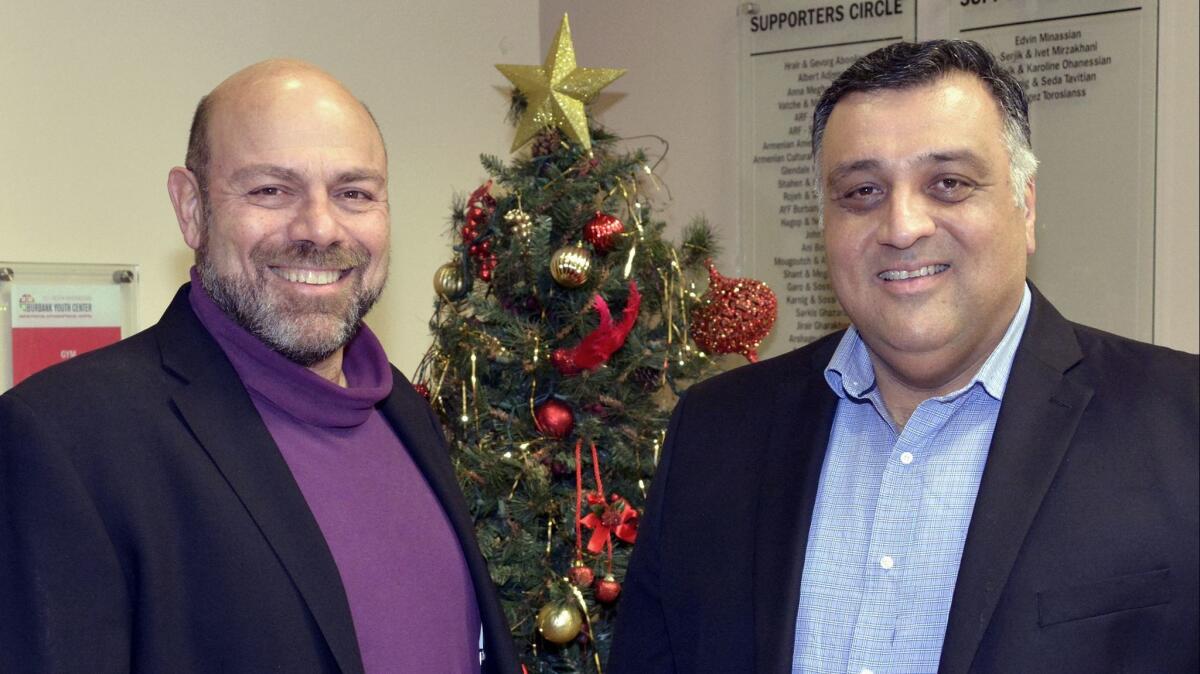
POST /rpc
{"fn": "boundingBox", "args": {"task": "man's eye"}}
[250,186,282,197]
[341,189,370,200]
[929,177,975,202]
[836,184,884,203]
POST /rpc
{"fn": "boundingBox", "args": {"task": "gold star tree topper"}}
[496,15,625,152]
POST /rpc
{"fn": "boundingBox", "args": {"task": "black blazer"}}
[610,286,1198,673]
[0,285,519,674]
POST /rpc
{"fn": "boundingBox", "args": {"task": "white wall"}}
[0,1,540,375]
[1154,1,1200,352]
[540,1,1199,354]
[3,1,1195,375]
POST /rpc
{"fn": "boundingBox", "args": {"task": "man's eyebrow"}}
[333,170,386,185]
[228,165,386,186]
[916,150,990,175]
[229,164,305,184]
[826,151,992,184]
[827,159,882,185]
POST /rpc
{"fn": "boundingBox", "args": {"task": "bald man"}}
[0,60,519,674]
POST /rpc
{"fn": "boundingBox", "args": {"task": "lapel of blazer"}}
[376,369,518,674]
[753,339,841,674]
[939,286,1093,674]
[156,286,365,674]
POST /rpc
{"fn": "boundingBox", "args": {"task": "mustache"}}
[251,241,370,269]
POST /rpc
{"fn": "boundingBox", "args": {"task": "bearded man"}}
[0,60,518,674]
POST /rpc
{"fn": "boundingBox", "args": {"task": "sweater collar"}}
[187,268,392,428]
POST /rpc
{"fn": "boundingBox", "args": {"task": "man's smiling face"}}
[188,65,390,366]
[819,71,1036,391]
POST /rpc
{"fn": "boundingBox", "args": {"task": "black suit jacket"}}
[0,285,519,674]
[609,286,1198,673]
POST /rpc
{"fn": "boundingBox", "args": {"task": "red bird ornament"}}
[551,281,642,376]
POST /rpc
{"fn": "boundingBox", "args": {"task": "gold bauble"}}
[549,244,592,288]
[537,602,583,644]
[433,261,468,301]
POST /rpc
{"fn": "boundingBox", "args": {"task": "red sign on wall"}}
[11,326,123,386]
[10,284,123,386]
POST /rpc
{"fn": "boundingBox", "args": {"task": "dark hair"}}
[811,39,1037,205]
[184,94,213,194]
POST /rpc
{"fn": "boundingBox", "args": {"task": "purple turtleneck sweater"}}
[188,272,481,673]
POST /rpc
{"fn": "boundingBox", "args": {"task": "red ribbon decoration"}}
[575,440,639,558]
[580,494,638,554]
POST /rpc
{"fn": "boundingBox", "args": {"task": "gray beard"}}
[197,240,384,367]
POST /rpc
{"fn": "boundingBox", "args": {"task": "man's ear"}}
[167,167,204,251]
[1022,180,1037,255]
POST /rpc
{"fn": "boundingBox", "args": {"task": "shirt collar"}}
[825,283,1032,402]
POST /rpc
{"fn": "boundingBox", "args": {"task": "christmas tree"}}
[415,16,776,672]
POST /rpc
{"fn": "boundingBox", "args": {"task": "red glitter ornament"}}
[462,181,497,281]
[567,560,595,588]
[689,261,778,363]
[534,399,575,439]
[412,383,431,400]
[594,574,621,603]
[582,211,625,252]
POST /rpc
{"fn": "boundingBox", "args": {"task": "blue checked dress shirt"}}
[792,285,1032,674]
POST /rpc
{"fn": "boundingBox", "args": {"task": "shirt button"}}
[900,451,914,464]
[860,669,874,674]
[880,555,894,570]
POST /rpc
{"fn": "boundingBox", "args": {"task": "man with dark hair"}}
[0,60,519,673]
[610,40,1197,673]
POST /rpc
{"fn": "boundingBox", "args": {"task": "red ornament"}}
[549,349,576,375]
[580,492,639,554]
[583,212,625,252]
[567,560,595,588]
[465,180,496,227]
[534,399,575,439]
[594,574,622,603]
[689,261,778,363]
[552,282,641,376]
[462,181,498,281]
[412,383,431,400]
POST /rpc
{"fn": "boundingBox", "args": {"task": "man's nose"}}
[876,186,935,249]
[290,192,341,247]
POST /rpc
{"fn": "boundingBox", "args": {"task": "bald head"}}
[167,59,392,377]
[184,59,385,195]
